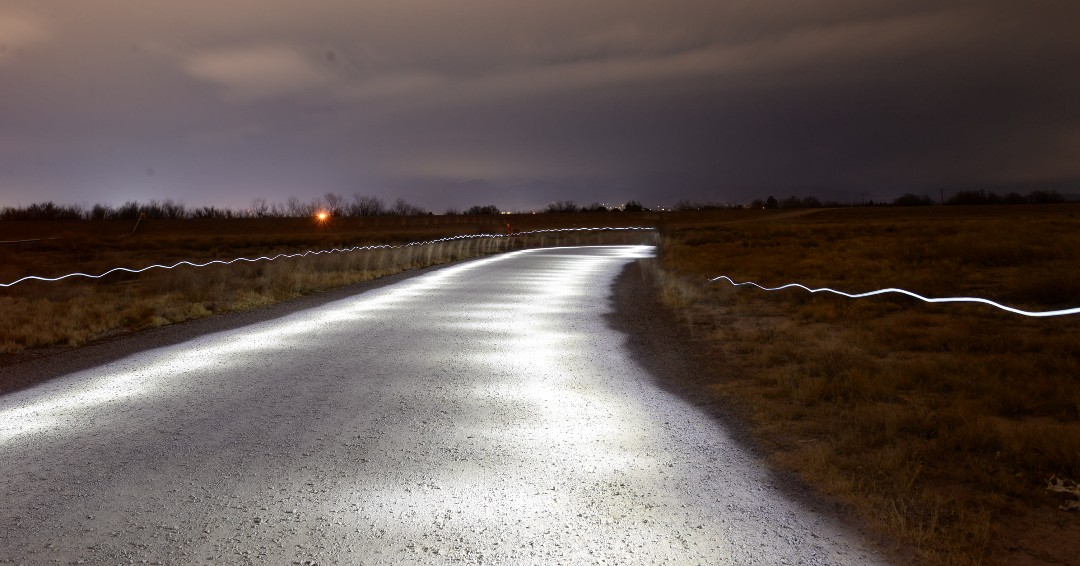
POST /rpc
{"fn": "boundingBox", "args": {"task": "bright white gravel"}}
[0,245,889,565]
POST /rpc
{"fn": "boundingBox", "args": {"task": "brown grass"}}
[0,213,658,363]
[650,205,1080,565]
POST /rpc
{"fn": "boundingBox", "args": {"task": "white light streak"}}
[710,275,1080,318]
[0,227,655,288]
[0,246,656,442]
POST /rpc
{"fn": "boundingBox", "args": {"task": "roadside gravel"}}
[0,245,889,564]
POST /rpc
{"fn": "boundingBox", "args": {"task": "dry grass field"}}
[3,205,1078,564]
[0,212,658,368]
[649,205,1080,565]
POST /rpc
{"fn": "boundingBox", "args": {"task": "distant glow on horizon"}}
[710,275,1080,318]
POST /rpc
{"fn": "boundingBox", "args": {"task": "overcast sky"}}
[2,0,1079,211]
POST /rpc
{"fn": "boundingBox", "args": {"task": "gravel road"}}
[0,245,889,565]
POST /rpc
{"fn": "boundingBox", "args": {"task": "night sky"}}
[2,1,1079,212]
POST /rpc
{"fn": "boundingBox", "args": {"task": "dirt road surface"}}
[0,246,889,564]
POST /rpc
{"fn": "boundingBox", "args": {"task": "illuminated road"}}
[0,246,888,565]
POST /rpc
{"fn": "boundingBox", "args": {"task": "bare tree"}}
[161,199,187,219]
[349,194,385,216]
[286,196,305,217]
[89,203,111,220]
[323,192,346,216]
[116,201,141,220]
[545,200,579,213]
[390,197,426,216]
[250,198,270,218]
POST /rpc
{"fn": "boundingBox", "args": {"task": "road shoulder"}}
[606,258,903,563]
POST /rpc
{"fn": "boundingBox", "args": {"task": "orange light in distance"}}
[315,211,329,223]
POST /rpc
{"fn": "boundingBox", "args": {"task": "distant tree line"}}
[540,200,653,213]
[745,189,1071,209]
[671,200,744,211]
[242,193,430,218]
[0,194,656,221]
[945,189,1065,206]
[0,193,432,221]
[5,188,1070,221]
[890,189,1066,206]
[749,195,852,209]
[444,205,502,215]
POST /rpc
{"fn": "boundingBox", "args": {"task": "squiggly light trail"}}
[709,275,1080,318]
[0,227,655,288]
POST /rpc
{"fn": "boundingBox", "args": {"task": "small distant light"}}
[316,211,329,222]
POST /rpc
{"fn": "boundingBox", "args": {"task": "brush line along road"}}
[0,246,888,564]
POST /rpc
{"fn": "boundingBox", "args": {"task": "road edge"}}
[606,258,901,564]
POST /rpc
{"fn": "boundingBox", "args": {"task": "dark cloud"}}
[1,1,1078,210]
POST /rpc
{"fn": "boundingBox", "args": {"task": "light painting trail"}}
[4,224,1074,319]
[710,275,1080,318]
[0,227,656,288]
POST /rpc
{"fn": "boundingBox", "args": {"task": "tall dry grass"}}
[0,215,655,362]
[651,205,1080,564]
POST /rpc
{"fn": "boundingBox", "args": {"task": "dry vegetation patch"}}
[652,205,1080,564]
[0,213,657,373]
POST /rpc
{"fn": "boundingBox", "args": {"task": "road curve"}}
[0,245,888,565]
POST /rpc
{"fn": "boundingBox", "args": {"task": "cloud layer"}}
[1,1,1078,210]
